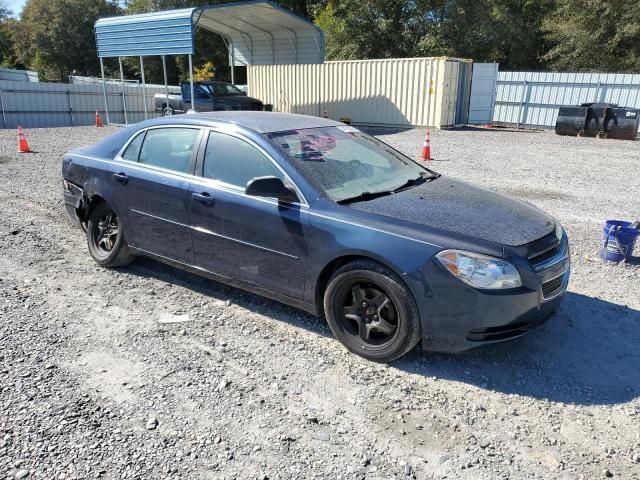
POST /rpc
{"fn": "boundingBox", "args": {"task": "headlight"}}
[435,250,522,289]
[555,222,564,243]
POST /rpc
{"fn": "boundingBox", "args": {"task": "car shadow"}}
[445,125,545,133]
[127,258,333,339]
[395,291,640,406]
[362,126,545,136]
[624,256,640,266]
[126,259,638,406]
[359,126,416,136]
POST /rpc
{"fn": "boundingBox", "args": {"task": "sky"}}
[6,0,26,16]
[5,0,128,16]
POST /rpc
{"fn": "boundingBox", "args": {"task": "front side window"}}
[203,132,283,189]
[138,128,200,173]
[266,126,436,203]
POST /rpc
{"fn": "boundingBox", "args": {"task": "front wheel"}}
[324,260,422,362]
[86,202,134,268]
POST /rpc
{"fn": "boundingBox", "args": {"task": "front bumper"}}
[409,235,570,353]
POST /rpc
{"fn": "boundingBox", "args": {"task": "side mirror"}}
[245,176,299,203]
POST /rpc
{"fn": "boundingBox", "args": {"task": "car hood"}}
[348,176,555,247]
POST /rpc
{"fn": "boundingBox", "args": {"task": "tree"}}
[315,0,431,60]
[419,0,554,69]
[5,0,640,83]
[14,0,121,80]
[316,0,554,70]
[543,0,640,72]
[0,0,15,67]
[192,61,216,81]
[0,0,9,17]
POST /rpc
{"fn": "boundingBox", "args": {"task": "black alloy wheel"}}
[94,210,119,257]
[337,279,399,348]
[324,260,422,362]
[86,202,134,268]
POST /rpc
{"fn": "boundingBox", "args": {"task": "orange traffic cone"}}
[323,109,328,119]
[18,126,32,153]
[420,130,432,161]
[95,110,103,127]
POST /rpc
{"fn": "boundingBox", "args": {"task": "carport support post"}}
[230,41,235,85]
[119,57,128,125]
[162,55,169,115]
[140,56,148,120]
[99,58,110,125]
[189,54,195,113]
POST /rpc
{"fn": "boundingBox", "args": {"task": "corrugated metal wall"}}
[467,63,499,124]
[0,67,39,83]
[0,80,180,129]
[247,57,470,127]
[493,71,640,128]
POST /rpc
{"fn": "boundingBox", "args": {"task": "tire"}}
[86,202,134,268]
[162,106,174,117]
[323,260,422,362]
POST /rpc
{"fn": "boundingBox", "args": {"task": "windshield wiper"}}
[337,190,394,205]
[393,172,440,193]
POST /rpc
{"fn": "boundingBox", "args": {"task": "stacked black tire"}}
[555,103,639,140]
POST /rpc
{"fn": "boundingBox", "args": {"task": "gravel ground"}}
[1,125,639,480]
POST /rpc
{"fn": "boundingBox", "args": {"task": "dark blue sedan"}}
[62,112,570,361]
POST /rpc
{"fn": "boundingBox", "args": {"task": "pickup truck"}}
[154,81,268,116]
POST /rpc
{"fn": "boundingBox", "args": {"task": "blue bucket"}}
[600,220,639,263]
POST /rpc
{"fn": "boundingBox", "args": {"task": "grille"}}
[529,244,560,265]
[542,275,564,299]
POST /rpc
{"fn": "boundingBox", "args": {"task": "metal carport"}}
[94,0,324,124]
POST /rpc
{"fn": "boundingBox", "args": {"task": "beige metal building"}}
[247,57,472,128]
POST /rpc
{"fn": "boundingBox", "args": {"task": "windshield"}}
[266,126,437,203]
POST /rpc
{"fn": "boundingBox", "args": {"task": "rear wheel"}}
[324,260,421,362]
[162,106,174,117]
[86,202,134,268]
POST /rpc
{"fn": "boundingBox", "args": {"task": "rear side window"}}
[203,132,283,188]
[122,131,145,161]
[138,128,200,173]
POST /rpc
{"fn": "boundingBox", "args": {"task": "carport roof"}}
[94,1,325,65]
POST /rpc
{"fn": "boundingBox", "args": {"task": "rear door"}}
[114,126,202,264]
[189,130,309,300]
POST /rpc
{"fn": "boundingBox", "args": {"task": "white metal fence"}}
[69,75,140,86]
[4,67,640,131]
[0,79,180,129]
[493,71,640,128]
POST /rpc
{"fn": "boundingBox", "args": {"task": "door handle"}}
[192,192,215,206]
[112,173,129,185]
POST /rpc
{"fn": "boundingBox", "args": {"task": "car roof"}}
[143,112,344,134]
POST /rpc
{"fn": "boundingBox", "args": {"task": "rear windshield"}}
[86,124,140,159]
[266,126,432,202]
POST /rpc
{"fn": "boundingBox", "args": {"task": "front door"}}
[189,130,309,300]
[115,126,202,264]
